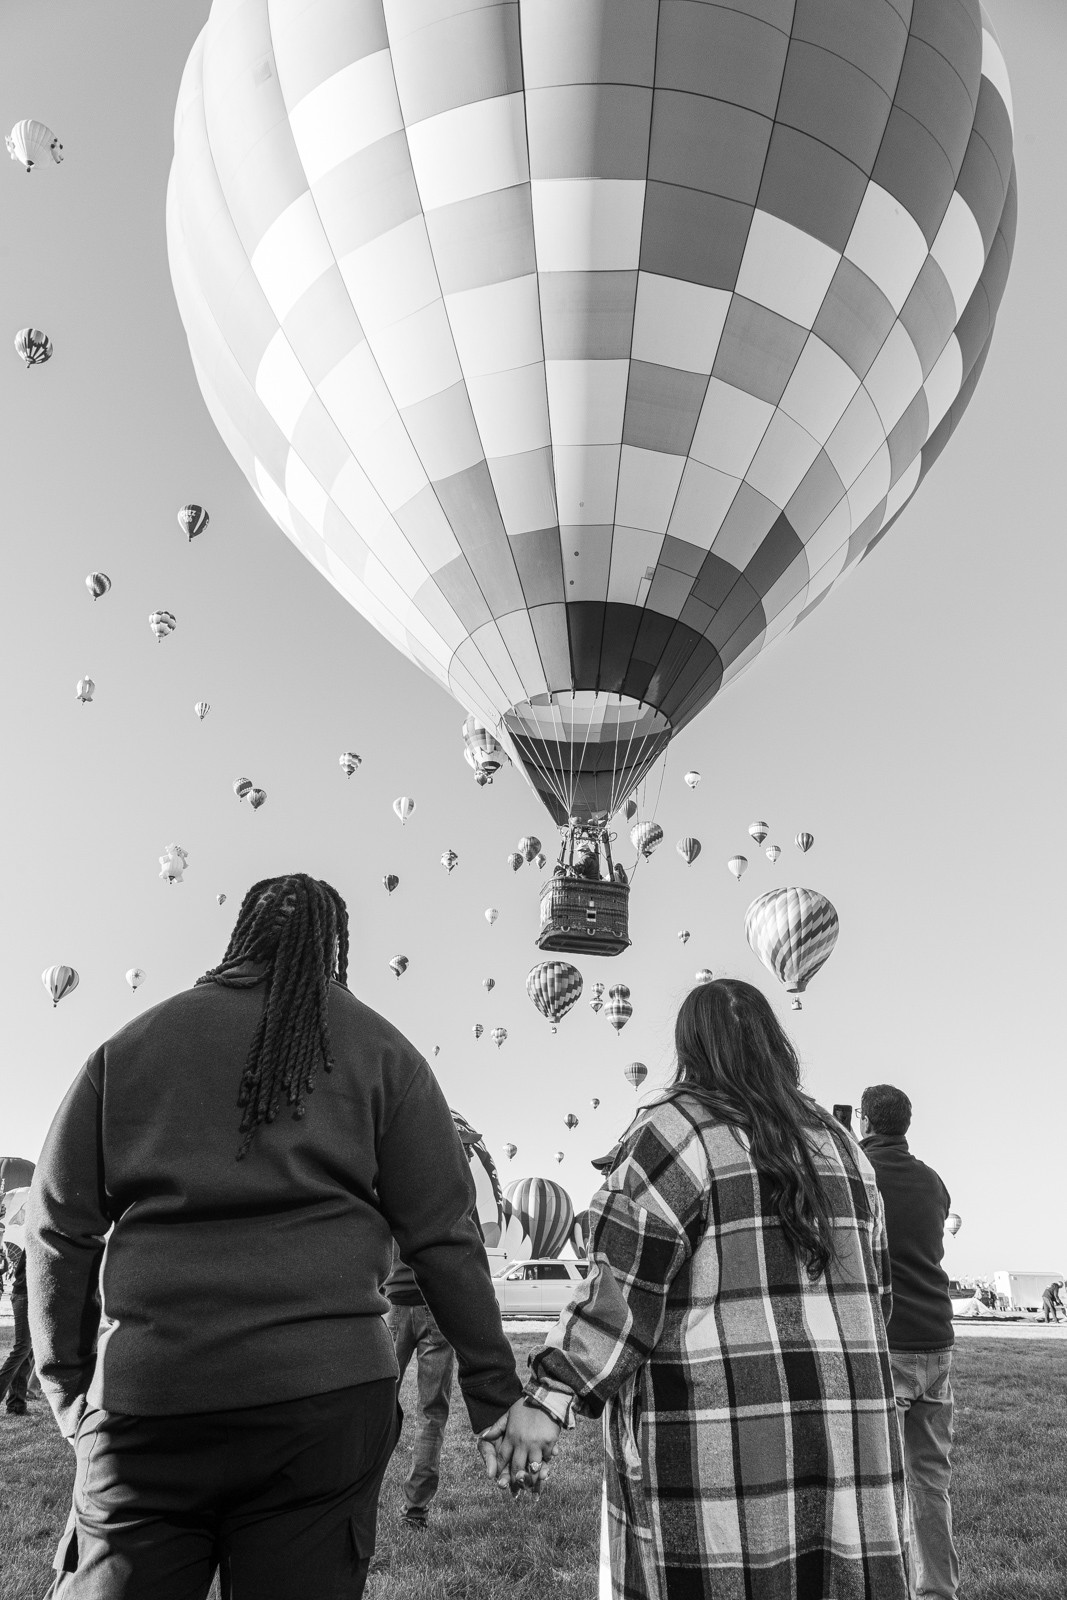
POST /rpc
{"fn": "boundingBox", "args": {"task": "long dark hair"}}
[663,979,862,1279]
[197,874,349,1159]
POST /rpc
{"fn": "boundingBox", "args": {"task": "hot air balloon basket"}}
[537,878,631,957]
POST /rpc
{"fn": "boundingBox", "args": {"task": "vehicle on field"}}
[492,1258,590,1316]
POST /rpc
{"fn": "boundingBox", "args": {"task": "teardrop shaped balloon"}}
[796,832,815,854]
[149,609,176,643]
[233,777,253,801]
[766,844,781,863]
[630,822,663,859]
[555,1151,565,1164]
[473,1024,483,1040]
[483,977,495,993]
[727,856,748,881]
[339,751,361,777]
[393,796,415,825]
[485,908,498,926]
[678,930,690,945]
[42,965,79,1007]
[604,984,632,1033]
[433,1045,440,1057]
[748,822,770,847]
[590,1098,600,1109]
[249,788,267,811]
[624,1062,647,1091]
[15,327,52,366]
[86,572,110,601]
[623,798,638,822]
[166,1,1015,836]
[506,851,523,873]
[383,874,399,894]
[695,968,713,984]
[518,835,541,863]
[504,1177,573,1260]
[217,893,227,905]
[677,836,701,865]
[126,968,146,991]
[526,960,583,1024]
[945,1212,962,1237]
[6,120,63,171]
[177,504,210,540]
[389,954,408,980]
[564,1114,578,1131]
[491,1027,507,1049]
[462,715,507,780]
[745,888,839,995]
[195,701,210,721]
[76,676,95,704]
[684,771,700,790]
[503,1142,517,1161]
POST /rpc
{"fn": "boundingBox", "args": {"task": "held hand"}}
[477,1412,508,1480]
[495,1398,561,1495]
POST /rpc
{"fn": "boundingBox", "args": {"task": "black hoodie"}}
[860,1134,953,1351]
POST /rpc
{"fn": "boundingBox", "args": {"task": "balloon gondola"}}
[537,826,630,957]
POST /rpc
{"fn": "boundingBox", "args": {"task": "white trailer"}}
[993,1271,1064,1312]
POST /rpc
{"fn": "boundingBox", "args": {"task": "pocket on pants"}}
[53,1520,79,1574]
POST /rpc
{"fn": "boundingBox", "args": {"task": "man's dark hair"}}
[197,874,349,1159]
[861,1084,913,1136]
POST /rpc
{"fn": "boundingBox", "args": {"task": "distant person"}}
[383,1241,456,1527]
[484,980,909,1598]
[26,874,544,1598]
[1040,1281,1064,1323]
[859,1085,958,1600]
[0,1161,36,1415]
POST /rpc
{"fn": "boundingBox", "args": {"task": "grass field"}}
[2,1330,1066,1599]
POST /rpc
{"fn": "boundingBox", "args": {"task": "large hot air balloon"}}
[383,873,399,894]
[7,120,63,171]
[339,751,361,777]
[195,701,210,721]
[167,4,1016,836]
[491,1027,507,1049]
[126,968,146,991]
[727,855,749,881]
[149,610,176,644]
[389,954,409,980]
[604,984,633,1033]
[677,836,701,865]
[748,822,770,847]
[86,572,110,601]
[631,822,663,860]
[178,504,210,540]
[42,965,78,1007]
[14,328,51,367]
[796,832,815,854]
[76,676,95,704]
[624,1062,648,1092]
[503,1177,574,1261]
[745,887,839,994]
[393,796,415,824]
[526,960,583,1024]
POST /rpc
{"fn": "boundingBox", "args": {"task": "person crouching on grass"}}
[482,978,909,1600]
[26,873,547,1599]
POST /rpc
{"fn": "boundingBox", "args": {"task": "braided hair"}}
[197,874,349,1159]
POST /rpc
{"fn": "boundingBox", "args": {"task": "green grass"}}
[2,1330,1066,1598]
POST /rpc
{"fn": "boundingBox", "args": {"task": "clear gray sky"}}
[1,1,1063,1276]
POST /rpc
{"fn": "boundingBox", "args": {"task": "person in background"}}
[1040,1280,1064,1324]
[26,874,546,1598]
[0,1159,37,1415]
[859,1085,957,1600]
[383,1241,456,1528]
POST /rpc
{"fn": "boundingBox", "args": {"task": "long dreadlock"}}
[197,874,350,1160]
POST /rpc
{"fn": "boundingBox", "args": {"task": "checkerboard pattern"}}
[168,0,1015,822]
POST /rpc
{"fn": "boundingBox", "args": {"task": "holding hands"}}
[479,1398,562,1497]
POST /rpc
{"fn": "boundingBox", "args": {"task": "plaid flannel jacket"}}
[525,1093,907,1600]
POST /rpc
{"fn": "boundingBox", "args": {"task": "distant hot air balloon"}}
[678,930,690,945]
[535,852,547,871]
[527,961,583,1024]
[441,849,459,874]
[149,610,176,644]
[491,1027,507,1049]
[483,977,495,994]
[76,676,95,704]
[86,572,110,601]
[766,845,782,863]
[126,968,146,991]
[555,1152,565,1164]
[727,856,749,881]
[15,327,51,367]
[249,788,267,811]
[383,874,399,894]
[503,1143,517,1161]
[677,837,701,866]
[695,969,713,984]
[217,894,226,905]
[748,822,770,847]
[339,752,361,777]
[159,844,188,884]
[945,1212,962,1237]
[604,984,632,1034]
[393,796,415,825]
[631,822,663,860]
[473,1024,484,1040]
[462,715,508,782]
[195,701,210,721]
[624,1062,647,1092]
[623,798,638,822]
[745,888,840,994]
[504,1177,574,1260]
[6,120,63,171]
[790,997,803,1011]
[177,504,210,540]
[389,954,408,980]
[684,772,701,790]
[590,1098,600,1110]
[796,832,815,854]
[42,965,78,1007]
[589,980,605,1015]
[564,1114,578,1131]
[519,836,541,864]
[233,777,253,801]
[433,1045,440,1057]
[473,770,489,788]
[485,908,498,926]
[506,851,523,873]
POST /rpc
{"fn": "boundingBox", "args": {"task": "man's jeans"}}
[386,1304,455,1523]
[891,1348,959,1600]
[0,1290,34,1409]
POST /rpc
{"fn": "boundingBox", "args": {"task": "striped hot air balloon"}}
[678,930,690,944]
[14,327,52,366]
[177,503,211,540]
[483,977,495,993]
[6,120,63,171]
[504,1177,574,1261]
[383,873,398,894]
[527,960,583,1024]
[506,851,523,872]
[234,777,253,801]
[249,788,267,810]
[393,796,415,824]
[564,1114,578,1131]
[727,856,749,881]
[631,822,663,859]
[796,832,815,853]
[945,1212,962,1237]
[677,836,701,865]
[491,1027,508,1048]
[589,980,605,1015]
[42,965,78,1007]
[604,984,633,1033]
[519,835,541,864]
[695,969,713,984]
[503,1142,517,1161]
[623,799,638,823]
[195,701,210,721]
[745,887,840,994]
[766,844,782,863]
[86,572,110,601]
[624,1062,648,1092]
[748,822,770,846]
[473,1024,483,1040]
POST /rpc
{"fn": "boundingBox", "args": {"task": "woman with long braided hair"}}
[26,873,523,1599]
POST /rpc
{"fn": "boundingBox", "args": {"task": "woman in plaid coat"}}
[504,979,908,1600]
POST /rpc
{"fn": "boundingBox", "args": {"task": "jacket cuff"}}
[461,1373,524,1434]
[521,1379,577,1429]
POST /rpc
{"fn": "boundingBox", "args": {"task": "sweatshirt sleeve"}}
[376,1060,521,1432]
[25,1058,111,1439]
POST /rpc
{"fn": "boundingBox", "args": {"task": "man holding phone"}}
[859,1085,956,1600]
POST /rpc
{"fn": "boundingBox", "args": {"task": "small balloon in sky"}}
[432,1045,440,1057]
[790,998,803,1011]
[684,770,700,789]
[177,504,210,540]
[339,751,361,777]
[149,609,176,644]
[945,1212,962,1237]
[631,822,663,859]
[473,1024,483,1039]
[507,851,523,872]
[441,849,459,874]
[483,977,495,993]
[748,821,769,846]
[491,1027,507,1048]
[766,844,781,863]
[536,852,547,870]
[678,930,690,944]
[86,572,110,601]
[485,908,498,925]
[126,968,146,991]
[42,965,78,1007]
[503,1142,517,1161]
[624,1061,647,1091]
[159,844,188,885]
[389,954,408,980]
[796,832,815,853]
[194,701,210,721]
[233,777,253,801]
[76,676,95,704]
[727,856,748,881]
[249,788,267,811]
[15,327,52,366]
[590,1098,600,1109]
[6,120,63,171]
[393,796,415,824]
[604,984,632,1033]
[217,894,226,905]
[623,797,638,821]
[383,874,399,894]
[695,969,713,984]
[564,1114,578,1131]
[677,836,701,865]
[519,835,541,863]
